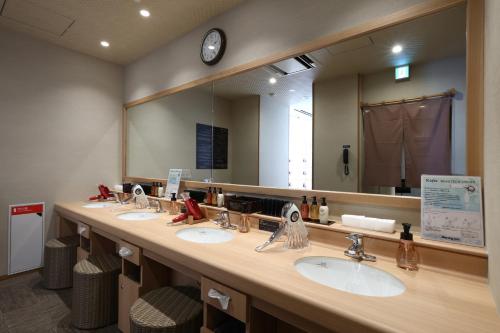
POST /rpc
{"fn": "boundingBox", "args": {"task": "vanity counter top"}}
[55,201,500,333]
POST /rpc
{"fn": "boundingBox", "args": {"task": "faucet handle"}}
[346,233,363,242]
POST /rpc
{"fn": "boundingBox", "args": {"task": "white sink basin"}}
[294,256,406,297]
[117,212,157,221]
[176,227,234,244]
[83,202,116,208]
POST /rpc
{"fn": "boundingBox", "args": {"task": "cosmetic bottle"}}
[319,197,329,225]
[211,187,218,206]
[310,196,319,222]
[169,193,179,215]
[396,223,419,271]
[300,196,310,221]
[206,187,212,205]
[217,188,224,207]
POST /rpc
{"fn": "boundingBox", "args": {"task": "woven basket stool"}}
[71,253,121,330]
[130,286,203,333]
[43,235,80,289]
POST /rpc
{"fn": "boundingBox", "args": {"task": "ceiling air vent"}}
[267,54,317,76]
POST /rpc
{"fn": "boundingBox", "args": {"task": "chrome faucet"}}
[152,199,165,213]
[344,233,376,262]
[214,210,237,230]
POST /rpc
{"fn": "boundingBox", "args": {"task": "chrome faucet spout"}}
[215,210,237,230]
[344,233,376,262]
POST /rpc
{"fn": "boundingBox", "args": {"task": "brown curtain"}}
[403,97,451,187]
[362,97,451,188]
[362,104,403,187]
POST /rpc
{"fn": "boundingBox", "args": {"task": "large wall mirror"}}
[126,82,215,181]
[125,3,475,198]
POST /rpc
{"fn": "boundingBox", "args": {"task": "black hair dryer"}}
[342,145,350,176]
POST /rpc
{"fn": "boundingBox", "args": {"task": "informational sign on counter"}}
[165,169,183,199]
[421,175,484,247]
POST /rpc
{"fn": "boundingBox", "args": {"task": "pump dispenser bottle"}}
[396,223,419,271]
[310,196,319,222]
[206,187,212,205]
[319,197,329,224]
[217,188,224,207]
[300,196,310,221]
[211,187,217,206]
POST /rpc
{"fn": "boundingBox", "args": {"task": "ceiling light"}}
[392,44,403,54]
[100,40,110,48]
[140,9,150,17]
[208,45,215,50]
[269,77,277,84]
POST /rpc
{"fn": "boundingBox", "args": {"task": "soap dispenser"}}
[319,197,329,225]
[396,223,419,271]
[310,196,319,222]
[205,187,212,204]
[217,188,224,207]
[300,196,309,221]
[211,187,218,206]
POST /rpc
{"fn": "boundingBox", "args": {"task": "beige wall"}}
[124,0,427,103]
[0,28,123,275]
[127,85,213,181]
[212,96,234,183]
[229,96,259,185]
[484,0,500,311]
[313,75,359,192]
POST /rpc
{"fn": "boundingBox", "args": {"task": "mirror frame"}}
[122,0,483,209]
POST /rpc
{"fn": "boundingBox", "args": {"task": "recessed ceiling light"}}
[100,40,110,48]
[140,9,150,17]
[269,77,277,84]
[392,44,403,54]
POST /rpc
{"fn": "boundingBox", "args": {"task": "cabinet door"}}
[118,274,140,333]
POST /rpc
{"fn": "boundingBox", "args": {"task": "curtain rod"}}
[361,88,456,108]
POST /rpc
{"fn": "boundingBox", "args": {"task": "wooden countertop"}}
[55,201,500,333]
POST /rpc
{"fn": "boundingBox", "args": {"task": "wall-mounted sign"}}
[421,175,484,247]
[395,64,410,81]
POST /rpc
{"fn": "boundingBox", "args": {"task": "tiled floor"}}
[0,271,119,332]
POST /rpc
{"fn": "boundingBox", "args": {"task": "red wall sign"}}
[11,204,44,216]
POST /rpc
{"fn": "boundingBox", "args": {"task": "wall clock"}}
[200,28,226,66]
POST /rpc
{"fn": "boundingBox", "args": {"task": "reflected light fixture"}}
[208,45,215,50]
[269,77,277,84]
[392,44,403,54]
[100,40,110,48]
[140,9,151,17]
[289,89,296,92]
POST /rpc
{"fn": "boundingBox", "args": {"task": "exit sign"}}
[395,65,410,81]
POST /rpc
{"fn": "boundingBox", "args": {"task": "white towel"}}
[341,215,395,233]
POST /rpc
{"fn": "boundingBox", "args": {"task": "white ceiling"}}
[0,0,243,64]
[214,4,466,106]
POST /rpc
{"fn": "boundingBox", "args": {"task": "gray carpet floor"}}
[0,271,119,332]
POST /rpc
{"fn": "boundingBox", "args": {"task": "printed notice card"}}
[421,175,484,247]
[165,169,183,199]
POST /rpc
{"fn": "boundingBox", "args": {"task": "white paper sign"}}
[165,169,183,199]
[421,175,484,247]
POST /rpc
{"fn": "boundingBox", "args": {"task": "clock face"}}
[201,28,226,65]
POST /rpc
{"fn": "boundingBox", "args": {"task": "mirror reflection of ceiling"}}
[214,4,465,106]
[0,0,243,64]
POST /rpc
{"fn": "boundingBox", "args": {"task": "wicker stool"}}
[71,253,121,330]
[130,286,203,333]
[43,235,80,289]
